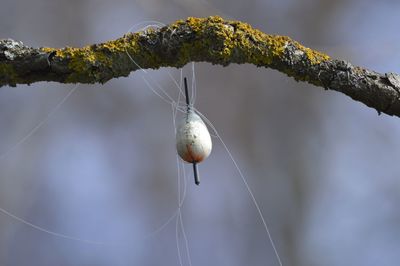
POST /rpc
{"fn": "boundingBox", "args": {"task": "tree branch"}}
[1,16,400,117]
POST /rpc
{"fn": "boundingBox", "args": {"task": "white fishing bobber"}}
[176,110,212,164]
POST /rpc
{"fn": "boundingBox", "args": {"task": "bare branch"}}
[1,16,400,117]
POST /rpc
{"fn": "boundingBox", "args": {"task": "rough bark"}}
[1,16,400,117]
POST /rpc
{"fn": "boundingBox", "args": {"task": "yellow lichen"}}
[23,17,332,85]
[99,40,126,53]
[41,47,56,53]
[300,46,330,64]
[186,17,204,33]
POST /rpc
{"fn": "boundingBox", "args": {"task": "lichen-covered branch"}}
[1,16,400,117]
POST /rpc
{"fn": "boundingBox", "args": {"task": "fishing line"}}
[0,62,182,246]
[0,19,282,265]
[194,108,283,266]
[124,22,283,264]
[0,207,109,245]
[173,72,193,266]
[0,84,116,245]
[0,78,185,246]
[0,84,79,161]
[126,28,195,263]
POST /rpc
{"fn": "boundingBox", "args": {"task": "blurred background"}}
[1,0,400,265]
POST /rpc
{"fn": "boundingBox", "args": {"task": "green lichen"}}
[98,38,128,53]
[41,46,99,82]
[42,37,140,83]
[176,16,330,68]
[0,64,18,86]
[35,16,330,84]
